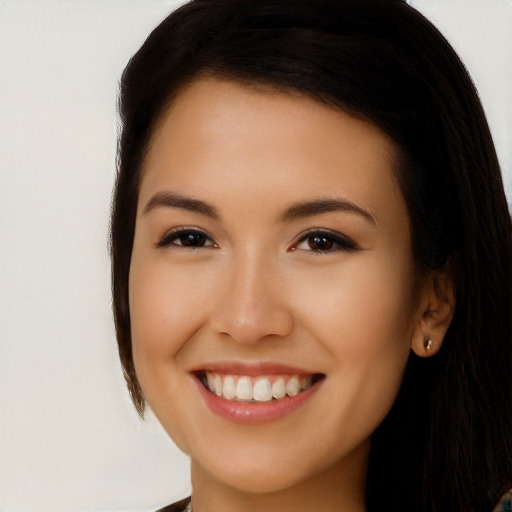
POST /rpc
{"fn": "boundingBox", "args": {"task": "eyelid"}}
[156,226,217,249]
[291,228,358,252]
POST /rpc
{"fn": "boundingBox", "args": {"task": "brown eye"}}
[180,232,207,247]
[293,230,357,253]
[308,235,334,252]
[157,229,216,249]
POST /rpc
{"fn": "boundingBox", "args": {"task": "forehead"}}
[139,78,404,224]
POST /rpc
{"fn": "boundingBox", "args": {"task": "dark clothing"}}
[156,496,191,512]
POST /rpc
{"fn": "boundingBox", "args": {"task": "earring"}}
[424,336,433,352]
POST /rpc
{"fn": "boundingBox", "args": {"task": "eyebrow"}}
[280,198,376,224]
[143,191,219,219]
[143,191,375,225]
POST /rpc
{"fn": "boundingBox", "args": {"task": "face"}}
[129,79,424,494]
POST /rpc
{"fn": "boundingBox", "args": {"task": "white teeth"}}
[253,377,272,402]
[203,372,316,402]
[286,376,300,397]
[214,374,223,396]
[236,376,253,400]
[272,377,286,399]
[206,373,215,392]
[222,375,236,399]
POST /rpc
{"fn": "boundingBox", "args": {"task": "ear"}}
[411,258,457,358]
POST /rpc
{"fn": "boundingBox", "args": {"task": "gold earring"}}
[424,336,433,351]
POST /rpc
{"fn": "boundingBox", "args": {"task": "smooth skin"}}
[129,79,454,512]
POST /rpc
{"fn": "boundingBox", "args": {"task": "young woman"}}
[110,1,512,510]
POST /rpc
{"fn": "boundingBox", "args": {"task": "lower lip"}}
[194,376,323,424]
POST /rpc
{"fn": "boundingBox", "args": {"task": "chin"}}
[195,456,317,495]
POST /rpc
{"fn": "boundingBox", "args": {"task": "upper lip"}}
[189,361,320,376]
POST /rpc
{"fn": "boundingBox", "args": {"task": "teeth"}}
[222,375,236,399]
[253,377,272,402]
[236,376,253,400]
[214,374,223,396]
[286,376,300,397]
[203,372,316,402]
[272,377,286,399]
[206,373,215,392]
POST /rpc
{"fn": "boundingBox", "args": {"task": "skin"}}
[129,79,453,512]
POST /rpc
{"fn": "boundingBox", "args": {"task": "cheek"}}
[128,259,208,451]
[292,252,416,425]
[129,257,211,355]
[128,259,196,412]
[296,251,416,339]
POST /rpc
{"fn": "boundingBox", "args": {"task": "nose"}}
[210,253,294,345]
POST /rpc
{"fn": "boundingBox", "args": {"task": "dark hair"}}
[110,1,512,510]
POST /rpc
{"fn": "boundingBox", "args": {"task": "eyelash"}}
[156,228,216,249]
[292,229,357,253]
[156,228,357,253]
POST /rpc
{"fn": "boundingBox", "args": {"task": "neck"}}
[189,442,369,512]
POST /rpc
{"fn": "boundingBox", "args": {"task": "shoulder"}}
[155,496,191,512]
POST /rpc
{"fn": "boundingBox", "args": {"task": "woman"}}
[110,0,512,510]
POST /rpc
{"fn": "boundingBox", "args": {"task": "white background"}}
[0,1,510,511]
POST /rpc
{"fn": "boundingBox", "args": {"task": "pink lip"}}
[191,362,324,425]
[190,360,316,377]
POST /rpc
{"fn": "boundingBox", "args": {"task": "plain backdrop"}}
[0,1,510,511]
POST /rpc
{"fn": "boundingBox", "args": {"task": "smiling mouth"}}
[195,371,325,403]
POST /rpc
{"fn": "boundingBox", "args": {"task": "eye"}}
[156,228,217,249]
[292,229,357,253]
